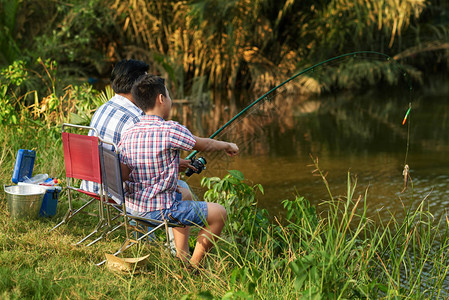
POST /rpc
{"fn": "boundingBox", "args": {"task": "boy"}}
[118,74,239,267]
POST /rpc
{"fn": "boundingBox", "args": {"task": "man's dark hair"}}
[110,59,149,94]
[131,74,167,112]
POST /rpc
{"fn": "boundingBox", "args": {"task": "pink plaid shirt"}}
[118,115,196,213]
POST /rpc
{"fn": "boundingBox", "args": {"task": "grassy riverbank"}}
[1,125,448,299]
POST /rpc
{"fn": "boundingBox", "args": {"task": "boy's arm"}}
[193,136,239,156]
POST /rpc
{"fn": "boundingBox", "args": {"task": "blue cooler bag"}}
[38,184,61,217]
[12,149,61,217]
[12,149,36,184]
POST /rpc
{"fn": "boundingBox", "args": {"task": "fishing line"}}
[401,78,413,193]
[184,51,414,193]
[212,87,287,140]
[403,102,412,166]
[186,51,382,159]
[189,86,290,172]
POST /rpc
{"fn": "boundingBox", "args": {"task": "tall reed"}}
[0,125,448,298]
[193,158,449,298]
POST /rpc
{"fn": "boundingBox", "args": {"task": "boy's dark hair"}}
[131,74,167,112]
[111,59,149,94]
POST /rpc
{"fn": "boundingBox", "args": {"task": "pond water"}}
[175,82,449,223]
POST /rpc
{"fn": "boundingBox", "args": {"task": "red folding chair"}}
[51,123,111,245]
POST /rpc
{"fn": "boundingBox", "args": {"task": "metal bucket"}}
[4,185,46,219]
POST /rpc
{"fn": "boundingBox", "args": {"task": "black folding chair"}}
[97,141,183,266]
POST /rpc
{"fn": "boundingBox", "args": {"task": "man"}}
[80,60,193,247]
[81,59,192,196]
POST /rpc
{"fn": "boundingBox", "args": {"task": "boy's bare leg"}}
[179,187,194,201]
[190,202,227,266]
[173,226,191,262]
[167,186,193,256]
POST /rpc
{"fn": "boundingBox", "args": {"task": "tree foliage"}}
[0,0,448,96]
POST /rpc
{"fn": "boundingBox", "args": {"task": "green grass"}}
[1,124,449,299]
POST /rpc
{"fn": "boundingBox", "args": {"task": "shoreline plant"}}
[2,124,448,298]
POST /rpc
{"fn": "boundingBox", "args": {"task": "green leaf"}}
[196,290,214,299]
[228,170,244,181]
[180,294,192,300]
[377,283,388,293]
[294,275,307,290]
[256,184,264,194]
[230,267,241,287]
[69,112,90,125]
[247,282,256,294]
[289,261,300,276]
[222,291,235,300]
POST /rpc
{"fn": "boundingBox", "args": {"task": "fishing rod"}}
[186,50,393,161]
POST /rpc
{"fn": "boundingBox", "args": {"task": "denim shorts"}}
[135,200,208,227]
[177,179,189,190]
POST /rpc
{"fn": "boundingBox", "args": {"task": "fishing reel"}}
[185,156,207,177]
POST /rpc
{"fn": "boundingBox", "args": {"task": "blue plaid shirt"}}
[81,94,144,193]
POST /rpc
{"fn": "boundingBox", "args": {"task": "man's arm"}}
[193,136,239,156]
[121,163,131,182]
[179,159,193,172]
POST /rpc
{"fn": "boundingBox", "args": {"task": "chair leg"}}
[96,223,165,266]
[96,237,133,267]
[50,198,96,231]
[50,207,72,232]
[83,205,112,246]
[167,227,177,256]
[75,200,106,245]
[105,205,112,228]
[87,221,124,247]
[165,222,171,253]
[76,219,106,245]
[84,202,124,246]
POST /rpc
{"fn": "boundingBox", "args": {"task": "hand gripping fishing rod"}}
[186,51,393,161]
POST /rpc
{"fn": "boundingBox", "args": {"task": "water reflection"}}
[173,88,449,223]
